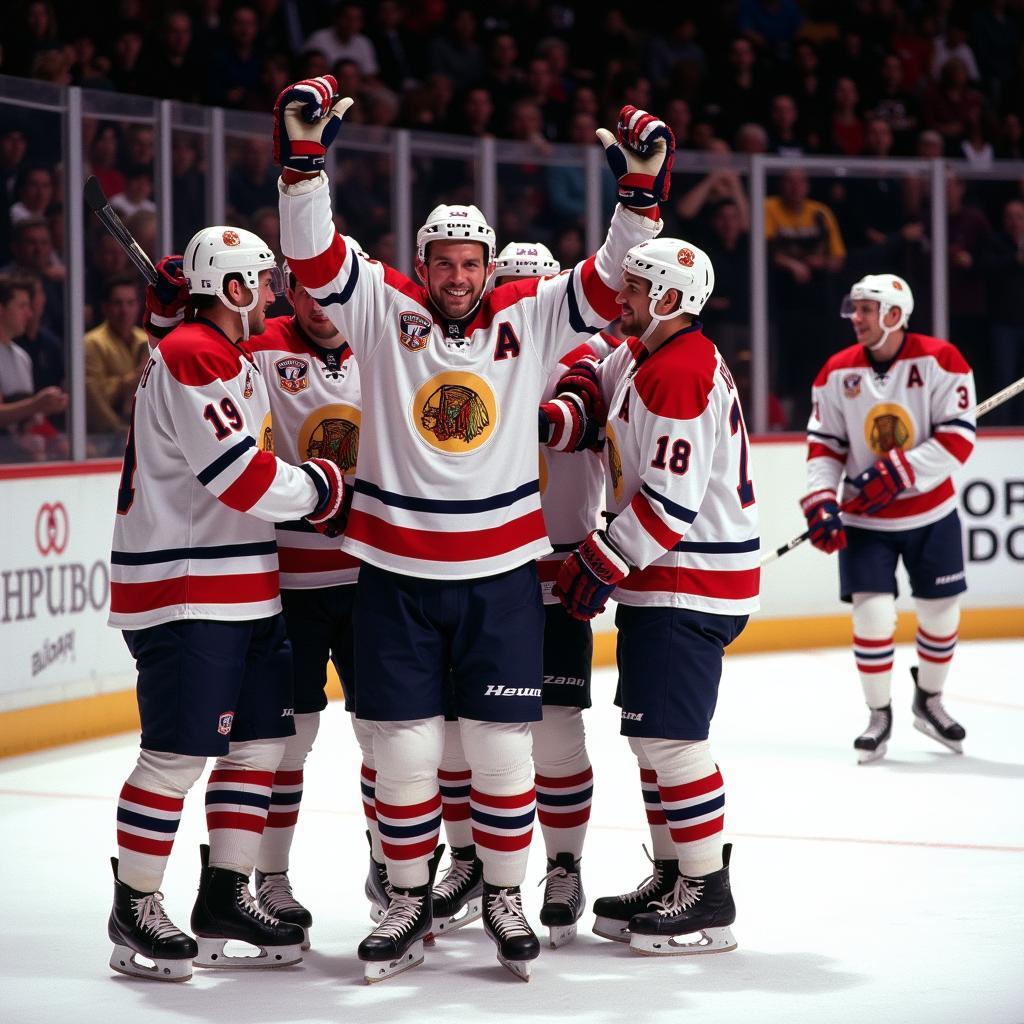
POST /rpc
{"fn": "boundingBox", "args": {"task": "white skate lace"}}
[257,873,302,914]
[617,844,661,903]
[132,891,182,940]
[374,891,423,940]
[238,882,278,926]
[538,865,579,906]
[923,693,958,731]
[651,877,703,917]
[487,889,532,939]
[433,855,475,899]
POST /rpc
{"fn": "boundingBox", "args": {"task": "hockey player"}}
[553,237,759,956]
[244,255,366,948]
[273,76,671,981]
[801,274,975,762]
[107,227,346,982]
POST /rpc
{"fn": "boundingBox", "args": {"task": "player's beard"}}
[430,280,483,320]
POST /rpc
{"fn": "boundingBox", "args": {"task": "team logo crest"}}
[222,230,240,247]
[891,279,903,290]
[217,711,234,736]
[300,404,361,474]
[677,247,696,267]
[413,372,497,454]
[275,357,309,394]
[243,368,254,399]
[399,311,432,352]
[843,373,862,399]
[864,402,915,454]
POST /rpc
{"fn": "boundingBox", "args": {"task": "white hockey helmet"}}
[416,204,496,265]
[622,237,715,323]
[841,273,914,350]
[494,241,560,280]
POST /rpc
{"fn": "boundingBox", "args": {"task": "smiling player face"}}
[420,240,489,320]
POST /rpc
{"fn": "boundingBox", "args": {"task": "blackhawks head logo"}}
[412,372,497,454]
[299,404,360,473]
[258,411,274,452]
[605,424,623,501]
[864,403,915,455]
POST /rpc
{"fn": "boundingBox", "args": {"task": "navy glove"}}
[553,529,630,621]
[301,458,346,536]
[800,489,847,554]
[845,448,915,516]
[274,75,352,176]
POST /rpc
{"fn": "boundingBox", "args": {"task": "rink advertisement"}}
[0,462,133,711]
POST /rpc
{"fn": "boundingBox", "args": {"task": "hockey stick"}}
[761,372,1024,566]
[83,175,158,285]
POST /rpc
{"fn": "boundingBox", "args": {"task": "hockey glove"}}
[553,529,631,621]
[273,75,353,179]
[799,489,847,554]
[596,105,675,210]
[556,355,607,425]
[844,447,915,516]
[144,255,189,339]
[301,458,347,536]
[540,393,591,452]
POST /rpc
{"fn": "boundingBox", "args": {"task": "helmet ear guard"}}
[841,273,914,350]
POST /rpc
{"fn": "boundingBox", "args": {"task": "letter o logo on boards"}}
[35,502,69,556]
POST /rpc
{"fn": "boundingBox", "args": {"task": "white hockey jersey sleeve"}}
[805,377,848,496]
[902,361,976,491]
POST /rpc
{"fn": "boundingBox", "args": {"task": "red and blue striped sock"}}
[471,786,536,887]
[205,767,274,875]
[658,767,725,876]
[116,782,183,892]
[535,766,593,860]
[375,790,443,887]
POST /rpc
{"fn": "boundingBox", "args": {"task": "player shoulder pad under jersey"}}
[245,315,306,355]
[812,343,870,388]
[158,321,245,387]
[633,330,718,420]
[899,333,972,374]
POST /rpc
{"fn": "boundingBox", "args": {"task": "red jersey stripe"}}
[382,837,438,861]
[853,635,894,648]
[208,769,275,787]
[934,431,974,463]
[109,571,279,613]
[375,793,442,820]
[119,784,184,813]
[218,451,279,512]
[808,442,846,462]
[537,807,591,828]
[861,479,954,519]
[535,768,594,788]
[438,768,473,782]
[289,233,348,290]
[472,828,533,852]
[273,770,304,786]
[659,772,723,804]
[578,255,621,322]
[630,491,684,551]
[619,565,760,599]
[278,547,361,573]
[266,810,300,828]
[668,815,724,843]
[117,831,175,856]
[206,811,267,833]
[470,787,537,810]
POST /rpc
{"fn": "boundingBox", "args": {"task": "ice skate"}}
[190,845,304,968]
[431,843,483,937]
[628,843,737,956]
[482,883,540,981]
[108,857,197,982]
[359,846,442,983]
[592,846,680,943]
[854,704,892,764]
[364,830,392,924]
[911,667,965,753]
[255,869,312,950]
[538,853,585,948]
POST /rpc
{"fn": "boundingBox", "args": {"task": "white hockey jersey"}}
[597,325,761,614]
[246,315,361,589]
[279,173,660,580]
[538,332,621,604]
[108,319,319,629]
[806,333,976,532]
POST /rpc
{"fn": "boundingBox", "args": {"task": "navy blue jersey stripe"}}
[808,429,849,446]
[197,436,255,485]
[205,789,271,810]
[641,483,697,524]
[470,807,535,832]
[111,540,278,566]
[276,519,318,533]
[116,808,179,833]
[671,538,761,554]
[565,266,600,337]
[936,417,976,432]
[376,813,442,839]
[269,792,303,806]
[318,243,360,307]
[354,478,539,514]
[663,793,725,822]
[535,785,593,807]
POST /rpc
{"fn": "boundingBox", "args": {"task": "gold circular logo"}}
[298,403,360,473]
[412,372,497,455]
[864,402,915,455]
[605,423,623,501]
[258,411,274,452]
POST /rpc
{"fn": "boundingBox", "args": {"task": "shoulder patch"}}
[633,332,717,420]
[159,323,243,386]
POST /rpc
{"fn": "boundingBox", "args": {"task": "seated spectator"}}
[960,107,995,166]
[701,199,751,366]
[228,138,279,219]
[484,32,526,128]
[83,275,148,450]
[1,218,64,339]
[931,21,981,83]
[996,112,1024,159]
[985,198,1024,424]
[85,229,131,328]
[780,40,829,143]
[0,274,67,462]
[922,57,983,155]
[830,77,865,156]
[648,16,707,96]
[971,0,1021,100]
[13,270,64,392]
[462,87,495,138]
[122,124,154,173]
[546,112,616,226]
[522,56,568,142]
[867,53,920,155]
[138,8,204,103]
[675,142,750,236]
[428,8,482,92]
[708,36,766,142]
[110,164,156,220]
[372,0,423,93]
[663,98,692,151]
[125,209,158,264]
[739,0,803,58]
[108,22,146,95]
[734,122,769,154]
[767,94,812,154]
[9,163,55,225]
[304,2,379,77]
[171,135,206,252]
[85,122,125,199]
[207,3,266,108]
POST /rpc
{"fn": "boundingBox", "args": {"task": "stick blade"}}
[83,175,108,212]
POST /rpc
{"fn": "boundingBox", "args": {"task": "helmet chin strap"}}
[216,285,260,342]
[638,294,686,345]
[864,303,899,353]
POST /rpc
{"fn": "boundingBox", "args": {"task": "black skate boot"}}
[364,830,393,924]
[538,853,585,948]
[358,845,443,983]
[854,704,893,764]
[628,843,737,956]
[911,666,965,753]
[592,846,680,943]
[254,869,312,950]
[431,843,483,937]
[190,844,304,968]
[108,857,197,982]
[482,882,540,982]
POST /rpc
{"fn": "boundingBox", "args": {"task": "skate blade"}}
[362,940,424,984]
[629,925,737,956]
[110,944,192,982]
[193,937,303,969]
[913,717,963,754]
[547,923,577,948]
[856,742,888,764]
[592,916,631,943]
[432,896,482,937]
[498,955,532,982]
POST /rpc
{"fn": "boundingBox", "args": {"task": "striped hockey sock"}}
[376,790,443,887]
[915,626,957,692]
[640,767,675,859]
[470,786,536,887]
[205,767,274,875]
[360,762,385,861]
[658,767,726,877]
[853,633,895,709]
[256,769,303,874]
[535,766,593,860]
[439,767,474,849]
[116,782,183,893]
